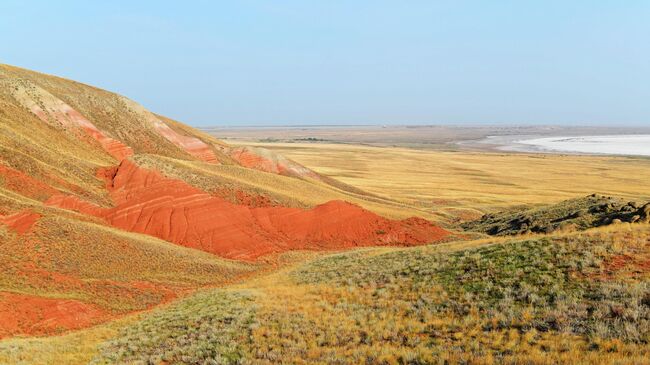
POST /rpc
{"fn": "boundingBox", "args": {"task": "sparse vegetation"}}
[0,212,256,332]
[132,153,429,220]
[35,225,645,364]
[92,290,257,365]
[282,227,650,362]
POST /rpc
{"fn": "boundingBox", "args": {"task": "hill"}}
[0,64,450,336]
[3,64,648,364]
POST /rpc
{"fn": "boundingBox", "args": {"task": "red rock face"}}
[0,210,41,234]
[77,124,134,161]
[213,188,277,207]
[0,292,107,338]
[47,160,450,261]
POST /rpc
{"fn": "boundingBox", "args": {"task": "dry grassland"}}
[233,142,650,219]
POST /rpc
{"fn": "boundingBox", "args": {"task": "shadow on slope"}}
[463,194,650,236]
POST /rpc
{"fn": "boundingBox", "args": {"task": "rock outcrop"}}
[464,194,650,236]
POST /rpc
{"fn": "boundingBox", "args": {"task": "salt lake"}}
[500,135,650,157]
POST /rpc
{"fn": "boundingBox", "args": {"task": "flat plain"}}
[225,140,650,222]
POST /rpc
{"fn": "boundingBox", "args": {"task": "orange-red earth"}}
[0,292,108,339]
[47,160,450,261]
[0,210,41,234]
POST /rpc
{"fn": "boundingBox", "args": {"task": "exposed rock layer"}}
[48,160,450,260]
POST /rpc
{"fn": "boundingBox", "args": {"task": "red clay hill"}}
[1,63,450,261]
[0,63,450,338]
[47,160,449,260]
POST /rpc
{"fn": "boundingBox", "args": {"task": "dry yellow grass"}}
[134,154,436,221]
[234,142,650,217]
[4,224,650,364]
[0,315,140,365]
[0,211,257,314]
[235,225,650,364]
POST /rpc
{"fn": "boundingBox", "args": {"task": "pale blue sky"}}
[1,1,648,126]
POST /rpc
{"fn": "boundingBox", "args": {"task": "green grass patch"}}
[91,290,257,365]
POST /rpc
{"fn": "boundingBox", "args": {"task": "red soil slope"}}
[226,146,321,179]
[0,210,41,234]
[47,160,449,260]
[150,117,219,163]
[0,292,107,338]
[0,164,60,201]
[45,194,105,216]
[13,83,133,161]
[116,96,219,163]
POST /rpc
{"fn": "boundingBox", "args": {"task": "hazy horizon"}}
[2,1,649,127]
[200,123,650,129]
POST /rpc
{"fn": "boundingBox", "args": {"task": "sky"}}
[1,1,649,127]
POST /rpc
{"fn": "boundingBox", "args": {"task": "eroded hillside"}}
[0,64,450,337]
